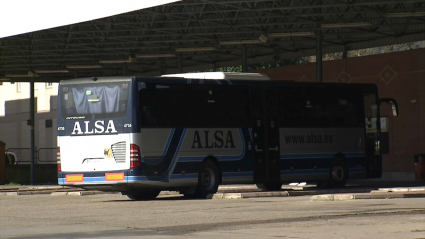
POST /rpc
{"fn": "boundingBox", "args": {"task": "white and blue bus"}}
[57,72,398,200]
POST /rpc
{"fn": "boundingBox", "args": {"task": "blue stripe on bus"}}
[58,176,109,184]
[161,128,184,165]
[248,128,253,141]
[60,176,150,183]
[178,128,246,162]
[84,177,106,182]
[177,156,204,162]
[222,171,253,178]
[225,79,233,85]
[220,80,229,85]
[58,177,106,184]
[164,128,188,178]
[344,152,366,157]
[170,174,198,180]
[59,171,255,184]
[349,167,366,172]
[127,174,199,182]
[161,128,175,158]
[280,169,329,175]
[59,167,365,184]
[127,176,148,182]
[280,152,365,159]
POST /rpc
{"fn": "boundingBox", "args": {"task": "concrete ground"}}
[1,192,425,239]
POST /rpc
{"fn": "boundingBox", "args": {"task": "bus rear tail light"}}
[130,144,141,168]
[57,147,61,171]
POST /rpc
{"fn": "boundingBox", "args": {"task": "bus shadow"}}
[100,194,212,202]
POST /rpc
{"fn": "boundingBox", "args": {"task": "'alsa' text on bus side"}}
[191,130,236,149]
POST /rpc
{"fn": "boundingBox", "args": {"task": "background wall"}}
[0,96,58,164]
[254,48,425,174]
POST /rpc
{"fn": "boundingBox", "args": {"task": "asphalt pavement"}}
[1,180,424,201]
[2,190,425,239]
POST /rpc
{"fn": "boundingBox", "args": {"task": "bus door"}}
[364,91,382,178]
[251,87,280,186]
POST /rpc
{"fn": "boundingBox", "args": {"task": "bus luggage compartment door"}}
[251,88,280,185]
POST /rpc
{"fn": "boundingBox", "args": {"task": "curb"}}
[211,191,289,199]
[1,192,18,196]
[310,191,425,201]
[2,185,425,200]
[377,187,425,192]
[50,191,121,196]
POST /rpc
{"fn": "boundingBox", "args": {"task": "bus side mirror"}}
[380,98,398,117]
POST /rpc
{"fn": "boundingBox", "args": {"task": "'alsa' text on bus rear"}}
[71,120,118,135]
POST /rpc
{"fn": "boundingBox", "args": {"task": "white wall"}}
[0,82,58,116]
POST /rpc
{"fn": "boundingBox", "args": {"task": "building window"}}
[34,82,38,90]
[46,82,53,88]
[17,82,22,92]
[45,119,53,128]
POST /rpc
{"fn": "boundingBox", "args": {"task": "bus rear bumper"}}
[57,171,196,191]
[58,171,129,185]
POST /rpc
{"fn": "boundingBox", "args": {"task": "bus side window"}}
[212,87,249,127]
[139,89,157,127]
[119,85,128,112]
[63,91,76,115]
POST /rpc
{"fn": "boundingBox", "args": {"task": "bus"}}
[57,72,398,200]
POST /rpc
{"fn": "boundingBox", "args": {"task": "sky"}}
[0,0,180,39]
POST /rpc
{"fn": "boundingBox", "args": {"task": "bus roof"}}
[161,72,270,80]
[59,75,377,94]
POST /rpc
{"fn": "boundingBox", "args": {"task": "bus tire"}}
[194,160,220,198]
[328,158,348,188]
[126,190,160,201]
[256,183,282,191]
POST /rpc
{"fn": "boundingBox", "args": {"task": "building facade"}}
[0,82,58,164]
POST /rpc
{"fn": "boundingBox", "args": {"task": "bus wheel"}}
[256,183,282,191]
[195,160,220,198]
[126,190,160,201]
[317,159,348,189]
[328,160,348,188]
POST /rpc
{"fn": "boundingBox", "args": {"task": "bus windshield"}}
[60,82,129,120]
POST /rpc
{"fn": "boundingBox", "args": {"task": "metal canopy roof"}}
[1,0,425,82]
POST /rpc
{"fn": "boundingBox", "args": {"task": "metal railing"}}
[37,148,57,164]
[6,147,57,164]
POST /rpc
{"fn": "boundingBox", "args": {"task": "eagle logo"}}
[104,148,113,158]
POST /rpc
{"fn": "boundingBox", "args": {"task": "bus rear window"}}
[60,82,129,119]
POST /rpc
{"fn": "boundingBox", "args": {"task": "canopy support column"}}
[242,45,247,72]
[212,62,217,72]
[30,79,35,185]
[343,45,349,59]
[178,55,183,73]
[316,0,323,83]
[123,63,127,76]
